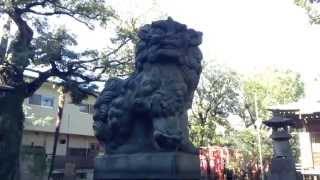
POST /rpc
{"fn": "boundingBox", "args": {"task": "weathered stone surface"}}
[267,158,297,180]
[94,152,200,180]
[93,17,202,154]
[93,18,202,180]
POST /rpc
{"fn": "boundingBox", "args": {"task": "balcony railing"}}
[49,154,96,170]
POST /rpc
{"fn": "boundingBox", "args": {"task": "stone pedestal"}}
[267,158,297,180]
[94,152,200,180]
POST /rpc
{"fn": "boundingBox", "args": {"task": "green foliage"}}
[189,65,304,168]
[24,104,54,127]
[112,18,139,44]
[295,0,307,7]
[189,116,218,147]
[290,133,301,162]
[21,146,47,179]
[241,69,304,127]
[294,0,320,24]
[0,0,116,69]
[234,68,304,167]
[189,62,241,147]
[1,0,115,28]
[32,27,78,65]
[0,1,137,179]
[229,128,272,162]
[0,0,138,101]
[225,128,272,174]
[101,18,139,77]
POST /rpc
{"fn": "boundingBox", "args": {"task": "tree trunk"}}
[199,116,205,147]
[0,87,25,180]
[48,90,65,180]
[200,133,205,147]
[0,18,11,63]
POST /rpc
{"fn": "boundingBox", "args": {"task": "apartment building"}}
[21,81,99,180]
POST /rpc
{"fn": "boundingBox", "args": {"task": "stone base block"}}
[267,158,298,180]
[267,172,297,180]
[94,152,200,180]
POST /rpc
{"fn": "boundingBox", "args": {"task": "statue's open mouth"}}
[152,48,181,64]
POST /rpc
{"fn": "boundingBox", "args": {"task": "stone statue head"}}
[93,18,203,153]
[135,17,203,105]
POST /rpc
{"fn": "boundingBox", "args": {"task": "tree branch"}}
[69,72,104,82]
[77,85,98,98]
[25,68,44,74]
[25,69,53,97]
[69,58,100,65]
[104,39,130,57]
[27,9,93,29]
[7,8,34,68]
[24,0,49,10]
[245,103,256,129]
[9,9,33,44]
[0,19,11,64]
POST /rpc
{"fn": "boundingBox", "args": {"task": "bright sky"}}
[1,0,320,98]
[135,0,320,99]
[76,0,320,98]
[162,0,320,71]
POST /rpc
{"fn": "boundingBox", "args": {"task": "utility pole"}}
[254,93,264,180]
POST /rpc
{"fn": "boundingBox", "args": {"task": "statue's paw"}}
[179,140,199,154]
[153,130,182,151]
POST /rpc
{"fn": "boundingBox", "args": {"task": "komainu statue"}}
[93,18,202,155]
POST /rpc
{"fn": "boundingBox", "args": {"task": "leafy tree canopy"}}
[0,0,137,101]
[189,62,241,147]
[240,68,305,127]
[0,1,138,179]
[295,0,320,24]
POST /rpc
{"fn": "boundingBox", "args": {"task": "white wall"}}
[23,82,96,136]
[299,132,313,169]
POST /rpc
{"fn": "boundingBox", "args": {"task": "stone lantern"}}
[263,110,298,180]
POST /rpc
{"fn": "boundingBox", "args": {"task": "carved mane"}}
[93,18,203,154]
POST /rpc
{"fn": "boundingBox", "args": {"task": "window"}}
[29,94,41,105]
[59,139,66,144]
[29,94,54,108]
[79,103,94,114]
[90,143,100,151]
[68,148,87,156]
[42,96,54,107]
[90,143,96,150]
